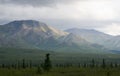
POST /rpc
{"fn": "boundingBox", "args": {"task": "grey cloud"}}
[0,0,120,35]
[0,0,79,7]
[42,19,120,30]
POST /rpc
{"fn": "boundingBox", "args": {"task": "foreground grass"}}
[0,67,120,76]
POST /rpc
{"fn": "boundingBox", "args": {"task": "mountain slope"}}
[0,20,109,53]
[66,28,113,45]
[53,33,107,53]
[0,20,68,49]
[104,36,120,50]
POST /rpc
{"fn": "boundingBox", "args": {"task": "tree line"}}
[0,53,120,74]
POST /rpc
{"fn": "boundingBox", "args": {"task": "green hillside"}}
[0,48,120,65]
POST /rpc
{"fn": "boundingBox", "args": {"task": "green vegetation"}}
[0,67,120,76]
[0,47,120,65]
[0,48,120,76]
[43,53,52,72]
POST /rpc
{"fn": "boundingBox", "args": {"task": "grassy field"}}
[0,67,120,76]
[0,48,120,76]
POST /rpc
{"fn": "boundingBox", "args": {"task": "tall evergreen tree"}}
[91,59,95,68]
[43,53,52,71]
[102,59,106,68]
[2,64,5,68]
[22,59,26,69]
[17,60,21,69]
[110,62,113,68]
[115,63,118,68]
[29,60,32,68]
[83,63,87,68]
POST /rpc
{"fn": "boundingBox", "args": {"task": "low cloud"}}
[97,23,120,36]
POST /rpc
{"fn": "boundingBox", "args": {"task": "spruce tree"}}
[115,63,118,68]
[102,59,106,68]
[110,62,113,68]
[17,60,20,69]
[43,53,52,72]
[91,59,95,68]
[29,60,32,68]
[2,64,5,68]
[22,59,26,69]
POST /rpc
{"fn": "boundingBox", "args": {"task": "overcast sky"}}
[0,0,120,35]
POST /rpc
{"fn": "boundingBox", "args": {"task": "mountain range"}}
[0,20,120,53]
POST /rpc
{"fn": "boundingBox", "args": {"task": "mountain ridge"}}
[0,20,114,53]
[65,28,113,44]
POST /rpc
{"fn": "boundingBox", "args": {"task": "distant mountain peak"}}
[0,20,68,38]
[66,28,113,44]
[66,28,101,33]
[5,20,47,27]
[9,20,39,23]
